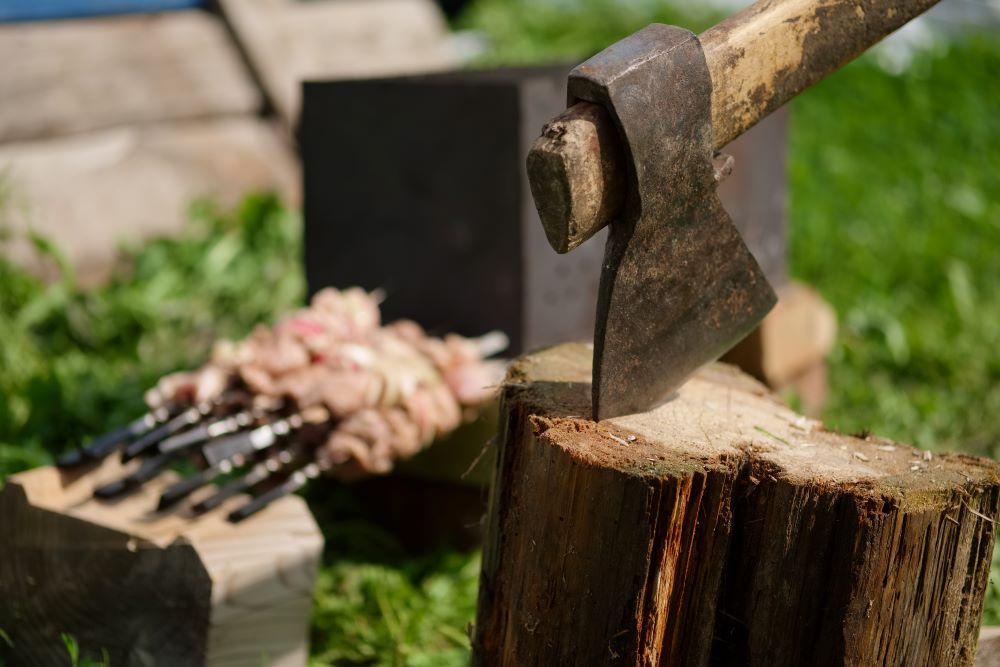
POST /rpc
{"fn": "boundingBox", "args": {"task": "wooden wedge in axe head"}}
[527,0,941,420]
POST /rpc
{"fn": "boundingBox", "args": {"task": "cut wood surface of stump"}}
[472,343,1000,667]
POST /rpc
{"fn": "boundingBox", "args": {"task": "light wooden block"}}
[0,117,299,286]
[0,11,260,143]
[219,0,456,126]
[0,457,323,666]
[722,281,837,413]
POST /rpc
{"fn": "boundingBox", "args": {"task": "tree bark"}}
[472,343,1000,666]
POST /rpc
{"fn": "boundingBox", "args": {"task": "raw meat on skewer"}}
[62,287,507,522]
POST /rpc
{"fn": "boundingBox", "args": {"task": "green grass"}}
[455,0,723,64]
[310,553,479,667]
[0,0,997,661]
[305,487,480,666]
[787,37,1000,456]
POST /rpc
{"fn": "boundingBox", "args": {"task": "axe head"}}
[569,24,776,420]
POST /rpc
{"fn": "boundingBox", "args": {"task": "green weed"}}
[61,634,110,667]
[0,193,303,478]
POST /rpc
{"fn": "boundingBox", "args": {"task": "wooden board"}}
[218,0,455,126]
[0,456,323,666]
[0,11,260,143]
[0,117,298,286]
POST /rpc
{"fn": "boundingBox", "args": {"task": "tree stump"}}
[472,343,1000,666]
[0,456,323,666]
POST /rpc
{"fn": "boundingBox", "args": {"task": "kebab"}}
[58,287,507,522]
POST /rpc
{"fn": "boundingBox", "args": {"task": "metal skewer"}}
[156,459,235,511]
[151,415,305,511]
[202,414,304,467]
[190,451,294,514]
[121,400,215,462]
[93,450,176,499]
[56,407,171,467]
[228,462,322,523]
[156,438,291,511]
[158,410,255,455]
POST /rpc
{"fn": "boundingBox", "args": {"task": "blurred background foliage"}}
[0,0,998,663]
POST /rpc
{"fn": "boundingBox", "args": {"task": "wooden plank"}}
[722,281,838,388]
[218,0,456,126]
[0,117,298,285]
[473,343,999,666]
[0,11,260,143]
[0,456,322,666]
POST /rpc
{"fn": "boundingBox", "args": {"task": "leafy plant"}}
[0,193,303,478]
[787,35,1000,456]
[61,634,110,667]
[305,485,480,666]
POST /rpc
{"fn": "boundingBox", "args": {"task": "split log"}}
[472,343,1000,666]
[0,457,323,667]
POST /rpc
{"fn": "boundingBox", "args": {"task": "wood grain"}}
[473,343,999,666]
[530,0,942,252]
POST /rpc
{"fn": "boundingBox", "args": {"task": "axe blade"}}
[568,24,776,420]
[593,198,775,419]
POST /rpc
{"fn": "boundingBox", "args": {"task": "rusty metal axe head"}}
[567,24,776,419]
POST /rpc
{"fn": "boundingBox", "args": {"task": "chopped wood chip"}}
[606,432,629,446]
[854,452,870,462]
[877,445,896,452]
[963,499,996,524]
[754,425,790,446]
[923,451,933,461]
[788,415,811,430]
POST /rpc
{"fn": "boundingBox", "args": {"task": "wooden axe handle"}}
[529,0,941,253]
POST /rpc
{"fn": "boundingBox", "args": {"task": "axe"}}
[527,0,940,420]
